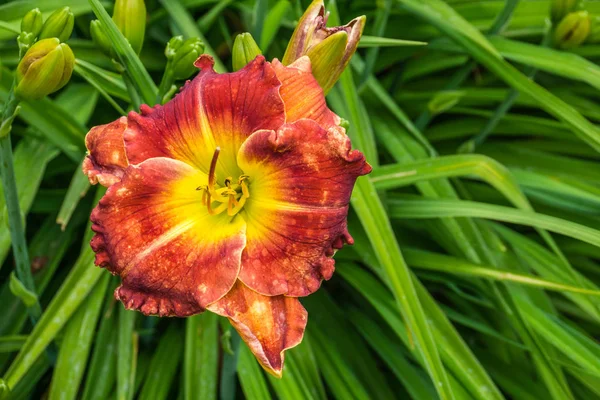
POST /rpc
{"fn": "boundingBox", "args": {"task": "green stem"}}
[156,65,175,105]
[122,72,142,110]
[0,86,41,323]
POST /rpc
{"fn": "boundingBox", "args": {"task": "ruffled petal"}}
[208,281,307,377]
[83,117,129,187]
[236,120,371,297]
[272,57,341,131]
[123,55,285,178]
[90,157,246,316]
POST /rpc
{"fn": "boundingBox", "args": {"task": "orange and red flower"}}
[82,54,370,376]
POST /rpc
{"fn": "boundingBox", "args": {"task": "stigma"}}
[197,147,250,217]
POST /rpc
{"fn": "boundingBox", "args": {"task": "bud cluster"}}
[165,36,205,80]
[155,35,204,104]
[15,7,75,100]
[17,7,73,54]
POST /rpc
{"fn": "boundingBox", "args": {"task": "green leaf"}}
[359,35,427,48]
[48,273,110,400]
[159,0,227,73]
[8,272,37,307]
[88,0,158,106]
[399,0,600,152]
[237,344,272,400]
[184,313,219,400]
[388,197,600,248]
[260,0,290,51]
[139,324,183,400]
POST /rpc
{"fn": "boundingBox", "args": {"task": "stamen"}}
[197,148,250,217]
[205,191,214,214]
[227,194,235,216]
[240,180,250,198]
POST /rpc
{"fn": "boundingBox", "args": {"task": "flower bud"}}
[232,33,262,71]
[21,8,43,37]
[551,0,583,23]
[15,38,74,100]
[282,0,365,94]
[171,37,204,80]
[112,0,147,55]
[38,7,74,43]
[17,32,36,54]
[165,36,185,60]
[554,10,591,49]
[90,19,112,57]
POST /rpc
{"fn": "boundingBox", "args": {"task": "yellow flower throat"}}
[197,147,249,217]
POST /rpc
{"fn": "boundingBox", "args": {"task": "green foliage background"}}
[2,0,600,399]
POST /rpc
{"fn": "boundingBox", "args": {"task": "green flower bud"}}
[39,7,74,43]
[16,32,36,54]
[165,35,185,60]
[232,33,262,71]
[113,0,147,55]
[554,10,591,49]
[551,0,583,23]
[282,0,365,94]
[15,38,75,100]
[171,37,204,79]
[21,8,43,37]
[90,19,112,57]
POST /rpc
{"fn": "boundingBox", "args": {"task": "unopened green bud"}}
[305,31,348,94]
[39,7,74,43]
[21,8,43,37]
[15,38,74,100]
[170,37,204,79]
[282,0,365,94]
[554,10,591,49]
[113,0,147,55]
[90,20,112,57]
[232,33,262,71]
[551,0,583,23]
[17,32,36,54]
[165,36,185,60]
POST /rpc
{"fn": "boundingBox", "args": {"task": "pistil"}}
[197,147,250,217]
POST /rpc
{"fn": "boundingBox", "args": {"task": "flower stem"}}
[156,64,175,105]
[122,71,142,110]
[0,85,42,323]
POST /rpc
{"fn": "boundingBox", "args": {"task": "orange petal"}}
[82,117,129,187]
[236,120,371,297]
[90,157,246,316]
[208,281,307,377]
[272,56,341,131]
[123,55,285,179]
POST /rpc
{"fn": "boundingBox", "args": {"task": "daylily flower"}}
[82,54,370,376]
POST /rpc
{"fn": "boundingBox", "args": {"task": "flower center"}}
[197,147,249,217]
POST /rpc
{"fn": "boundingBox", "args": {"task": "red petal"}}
[83,117,129,187]
[90,157,246,316]
[123,55,285,178]
[272,56,341,131]
[208,281,307,377]
[236,120,371,297]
